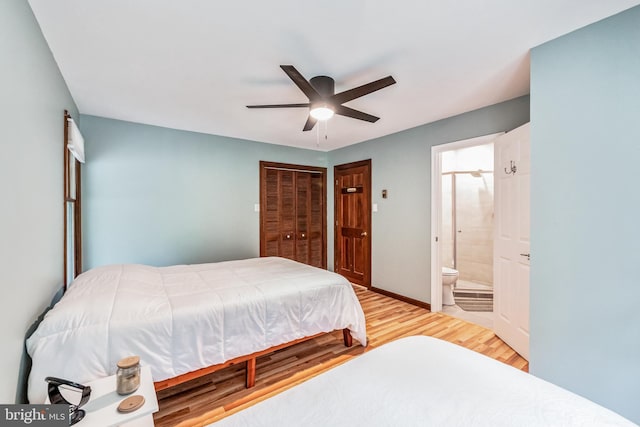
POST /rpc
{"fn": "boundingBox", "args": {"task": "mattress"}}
[26,257,366,403]
[213,335,637,427]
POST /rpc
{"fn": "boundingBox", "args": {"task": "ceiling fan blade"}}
[303,115,317,131]
[334,105,380,123]
[280,65,321,101]
[331,76,396,104]
[246,103,309,109]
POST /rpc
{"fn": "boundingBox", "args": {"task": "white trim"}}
[430,147,442,312]
[430,132,503,313]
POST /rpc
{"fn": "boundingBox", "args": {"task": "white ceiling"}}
[28,0,640,151]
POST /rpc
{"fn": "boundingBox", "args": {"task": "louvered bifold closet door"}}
[279,169,296,259]
[262,167,281,257]
[260,162,327,269]
[296,172,310,264]
[261,167,296,259]
[308,173,325,267]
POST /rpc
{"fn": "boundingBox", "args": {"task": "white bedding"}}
[213,336,637,427]
[26,257,366,404]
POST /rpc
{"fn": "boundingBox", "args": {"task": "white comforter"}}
[214,336,637,427]
[26,257,366,403]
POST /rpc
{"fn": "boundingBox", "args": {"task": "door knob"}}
[361,231,368,237]
[520,253,530,260]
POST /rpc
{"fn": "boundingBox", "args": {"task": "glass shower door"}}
[454,172,494,289]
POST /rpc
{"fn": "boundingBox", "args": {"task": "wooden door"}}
[298,171,325,267]
[334,160,371,287]
[260,161,326,269]
[494,123,530,360]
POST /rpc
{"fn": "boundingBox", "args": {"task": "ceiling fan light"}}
[309,105,334,121]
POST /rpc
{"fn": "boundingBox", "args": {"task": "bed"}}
[26,257,367,404]
[212,335,636,427]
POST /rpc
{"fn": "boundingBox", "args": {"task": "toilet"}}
[442,267,459,305]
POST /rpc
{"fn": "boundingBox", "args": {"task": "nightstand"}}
[47,366,158,427]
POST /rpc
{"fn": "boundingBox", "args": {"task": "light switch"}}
[372,203,378,212]
[254,204,260,212]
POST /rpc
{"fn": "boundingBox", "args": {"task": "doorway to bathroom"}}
[430,133,502,329]
[431,125,531,358]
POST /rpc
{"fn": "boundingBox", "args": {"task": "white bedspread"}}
[213,336,637,427]
[26,257,366,404]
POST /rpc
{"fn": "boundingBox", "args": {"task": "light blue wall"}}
[82,98,529,301]
[328,96,529,302]
[0,0,78,403]
[530,5,640,423]
[80,116,328,270]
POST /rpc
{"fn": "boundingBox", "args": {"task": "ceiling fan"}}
[247,65,396,131]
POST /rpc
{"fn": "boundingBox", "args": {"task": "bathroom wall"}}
[441,143,494,285]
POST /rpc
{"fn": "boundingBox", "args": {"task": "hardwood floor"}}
[154,286,528,426]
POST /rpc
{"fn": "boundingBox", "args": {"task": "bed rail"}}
[154,328,353,391]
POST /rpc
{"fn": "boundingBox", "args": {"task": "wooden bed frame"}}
[60,112,357,395]
[154,329,353,391]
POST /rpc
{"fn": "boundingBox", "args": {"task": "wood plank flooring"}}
[154,286,528,426]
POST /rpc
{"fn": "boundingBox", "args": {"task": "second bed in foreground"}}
[213,335,636,427]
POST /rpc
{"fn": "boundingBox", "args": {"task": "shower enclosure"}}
[442,170,494,288]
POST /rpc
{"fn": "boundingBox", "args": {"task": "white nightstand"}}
[47,366,158,427]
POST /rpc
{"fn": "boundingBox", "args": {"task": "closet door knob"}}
[361,231,368,237]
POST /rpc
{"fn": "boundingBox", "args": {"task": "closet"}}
[259,161,326,269]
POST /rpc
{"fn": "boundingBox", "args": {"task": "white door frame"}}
[430,133,503,313]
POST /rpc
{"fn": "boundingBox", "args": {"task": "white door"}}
[493,122,530,360]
